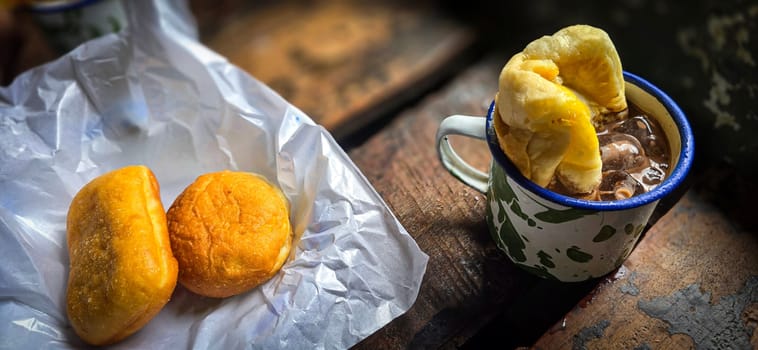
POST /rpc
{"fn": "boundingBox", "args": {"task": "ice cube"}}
[598,170,644,201]
[612,116,667,158]
[599,133,649,172]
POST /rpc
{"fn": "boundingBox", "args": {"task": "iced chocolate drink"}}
[493,24,668,201]
[547,104,670,200]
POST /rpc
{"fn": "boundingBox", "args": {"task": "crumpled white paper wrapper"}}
[0,1,428,349]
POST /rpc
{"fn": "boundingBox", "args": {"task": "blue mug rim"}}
[485,71,695,211]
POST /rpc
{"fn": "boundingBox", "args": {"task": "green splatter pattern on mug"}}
[437,75,694,282]
[486,164,655,281]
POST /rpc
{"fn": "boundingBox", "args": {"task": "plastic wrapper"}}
[0,1,429,348]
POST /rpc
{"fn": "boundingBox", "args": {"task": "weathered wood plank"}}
[346,48,702,348]
[347,53,672,349]
[200,0,477,141]
[347,55,534,349]
[533,188,758,349]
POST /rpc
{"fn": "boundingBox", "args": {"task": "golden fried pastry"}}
[496,24,626,194]
[167,171,292,298]
[66,165,178,346]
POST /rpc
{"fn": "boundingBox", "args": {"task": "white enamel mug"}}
[436,72,694,281]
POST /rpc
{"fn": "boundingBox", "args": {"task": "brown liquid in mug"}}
[548,103,671,201]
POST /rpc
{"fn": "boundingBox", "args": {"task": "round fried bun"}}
[167,171,292,298]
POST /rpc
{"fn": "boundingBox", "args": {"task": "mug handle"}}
[435,115,489,193]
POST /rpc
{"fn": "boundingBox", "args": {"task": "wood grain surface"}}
[348,55,528,348]
[533,188,758,349]
[201,0,477,141]
[6,1,755,348]
[347,55,620,349]
[346,51,757,349]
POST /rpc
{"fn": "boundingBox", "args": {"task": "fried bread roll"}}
[167,171,292,298]
[496,24,626,194]
[66,165,178,346]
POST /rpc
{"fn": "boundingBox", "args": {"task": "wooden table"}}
[345,54,758,349]
[4,0,757,348]
[346,54,758,349]
[196,2,757,349]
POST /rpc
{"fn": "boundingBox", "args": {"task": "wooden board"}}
[345,51,753,349]
[346,54,671,349]
[347,54,538,349]
[532,188,758,349]
[200,0,477,141]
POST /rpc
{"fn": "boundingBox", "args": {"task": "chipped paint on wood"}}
[686,5,758,132]
[704,71,740,131]
[572,319,610,350]
[619,271,640,296]
[674,2,758,174]
[707,8,756,66]
[638,276,758,349]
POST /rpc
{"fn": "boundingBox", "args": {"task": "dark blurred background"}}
[3,0,754,191]
[455,0,758,231]
[201,0,758,230]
